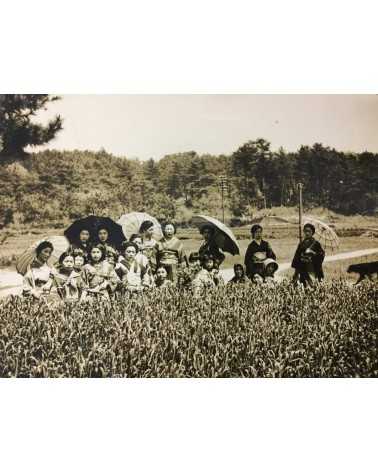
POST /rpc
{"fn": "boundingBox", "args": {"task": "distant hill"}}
[0,140,377,229]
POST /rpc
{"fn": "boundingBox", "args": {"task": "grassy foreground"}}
[0,282,377,378]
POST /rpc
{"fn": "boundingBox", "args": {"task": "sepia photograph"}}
[0,94,377,378]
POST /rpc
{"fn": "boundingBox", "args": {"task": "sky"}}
[34,95,378,160]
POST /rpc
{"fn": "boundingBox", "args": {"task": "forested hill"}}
[0,138,377,229]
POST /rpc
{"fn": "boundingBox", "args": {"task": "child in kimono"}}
[52,252,85,302]
[81,245,119,301]
[156,223,186,284]
[155,265,174,290]
[192,254,224,296]
[116,242,151,295]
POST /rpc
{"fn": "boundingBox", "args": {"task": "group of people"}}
[22,219,325,302]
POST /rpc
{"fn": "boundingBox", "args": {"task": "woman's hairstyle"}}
[88,244,106,263]
[200,225,214,235]
[251,224,263,235]
[233,263,245,274]
[122,241,138,253]
[129,233,141,243]
[304,223,316,235]
[79,228,90,235]
[97,226,109,233]
[58,251,74,265]
[156,265,168,273]
[162,222,176,234]
[71,247,84,256]
[139,220,154,233]
[188,252,200,263]
[200,254,215,266]
[36,241,54,257]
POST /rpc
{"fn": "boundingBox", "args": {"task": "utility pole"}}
[219,175,228,224]
[298,183,303,241]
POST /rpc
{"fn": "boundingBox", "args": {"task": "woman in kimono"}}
[156,223,186,284]
[139,220,159,272]
[70,228,92,260]
[192,254,224,296]
[52,252,85,302]
[228,264,251,285]
[116,242,150,295]
[244,224,276,281]
[291,223,325,287]
[81,244,119,301]
[128,234,154,286]
[22,241,55,299]
[198,225,225,268]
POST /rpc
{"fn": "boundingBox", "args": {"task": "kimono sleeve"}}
[22,270,34,294]
[266,241,276,260]
[244,243,254,275]
[291,244,302,270]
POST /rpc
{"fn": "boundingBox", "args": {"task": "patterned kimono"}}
[52,268,85,301]
[22,259,53,299]
[291,237,325,286]
[141,238,158,272]
[156,236,186,283]
[192,268,224,296]
[81,260,119,300]
[116,258,150,294]
[244,239,276,279]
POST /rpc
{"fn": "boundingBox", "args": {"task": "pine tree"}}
[0,94,63,160]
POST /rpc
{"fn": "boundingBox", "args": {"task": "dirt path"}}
[1,247,377,297]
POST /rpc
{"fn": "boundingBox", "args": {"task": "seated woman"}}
[291,223,325,287]
[155,265,174,290]
[228,264,251,285]
[139,220,159,272]
[52,252,85,301]
[244,224,276,281]
[116,242,151,295]
[22,241,55,300]
[192,254,224,296]
[156,222,186,284]
[70,228,92,260]
[81,245,119,301]
[198,225,225,268]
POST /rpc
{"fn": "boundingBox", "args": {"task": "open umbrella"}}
[16,235,70,275]
[64,216,126,247]
[287,215,340,251]
[117,212,163,240]
[302,216,340,251]
[191,214,240,255]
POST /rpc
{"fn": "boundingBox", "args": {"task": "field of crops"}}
[0,281,377,378]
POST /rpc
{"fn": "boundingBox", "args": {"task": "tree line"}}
[0,94,377,229]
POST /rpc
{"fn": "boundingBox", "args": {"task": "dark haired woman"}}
[198,225,225,268]
[116,242,150,294]
[22,241,55,299]
[139,220,159,272]
[52,252,85,301]
[81,244,119,300]
[70,228,92,260]
[228,264,251,285]
[291,223,325,287]
[244,224,276,281]
[156,222,186,283]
